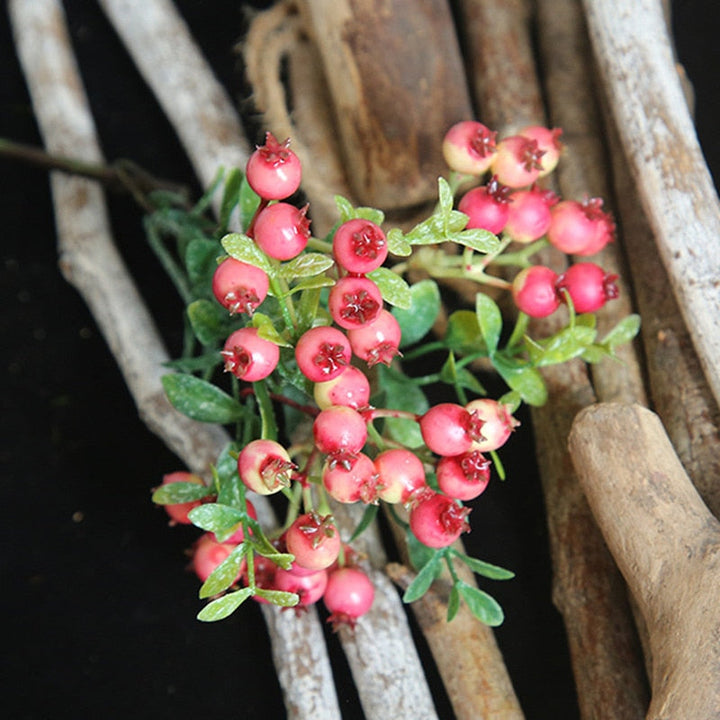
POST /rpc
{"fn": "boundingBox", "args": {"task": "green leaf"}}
[392,279,441,348]
[279,253,334,280]
[580,344,614,364]
[254,588,299,607]
[457,581,504,626]
[219,168,243,231]
[151,481,213,505]
[197,587,253,621]
[451,551,515,580]
[186,238,221,292]
[601,313,641,348]
[453,227,500,254]
[187,503,244,534]
[447,584,461,622]
[406,527,438,571]
[377,366,428,448]
[187,298,237,346]
[437,176,454,216]
[368,267,412,309]
[386,227,412,257]
[440,360,486,395]
[163,353,223,374]
[252,312,291,346]
[221,233,273,274]
[403,553,443,603]
[493,357,548,406]
[239,176,261,232]
[215,442,242,507]
[476,293,503,356]
[530,325,596,367]
[349,503,379,542]
[334,195,356,222]
[199,545,247,599]
[162,373,245,423]
[254,551,295,571]
[444,310,486,355]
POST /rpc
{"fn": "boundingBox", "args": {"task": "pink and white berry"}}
[222,327,279,382]
[192,533,242,584]
[490,135,545,188]
[442,121,497,176]
[465,398,520,452]
[333,218,388,274]
[409,491,471,549]
[457,176,512,235]
[237,438,295,495]
[346,309,402,367]
[313,405,368,459]
[323,567,375,628]
[556,262,619,313]
[436,451,491,501]
[503,187,557,244]
[419,403,483,457]
[322,452,380,504]
[212,257,269,316]
[295,326,351,382]
[328,276,383,330]
[547,198,615,256]
[252,202,311,261]
[159,471,206,525]
[519,125,563,177]
[313,365,371,410]
[245,132,302,200]
[285,512,342,571]
[374,448,427,504]
[511,265,561,318]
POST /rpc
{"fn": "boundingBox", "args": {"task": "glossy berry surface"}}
[511,265,561,318]
[237,439,295,495]
[322,452,380,504]
[419,403,482,457]
[285,512,342,571]
[556,262,619,313]
[490,135,545,188]
[436,451,491,501]
[273,567,328,607]
[245,132,302,200]
[252,202,311,260]
[313,365,371,410]
[346,309,402,367]
[323,567,375,628]
[504,187,557,244]
[409,491,471,549]
[328,276,383,330]
[442,120,497,175]
[374,448,426,504]
[313,405,368,460]
[457,176,511,235]
[547,198,615,256]
[333,218,388,274]
[295,326,351,382]
[222,327,279,382]
[212,257,269,316]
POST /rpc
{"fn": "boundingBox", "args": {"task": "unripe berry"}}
[491,135,545,188]
[313,406,368,462]
[457,176,511,235]
[547,198,615,256]
[212,257,269,316]
[333,218,388,274]
[511,265,561,318]
[222,327,279,382]
[556,262,619,313]
[314,365,371,410]
[237,439,296,495]
[328,276,383,330]
[504,187,557,244]
[436,451,491,501]
[245,132,302,200]
[159,471,206,525]
[519,125,563,177]
[346,309,402,367]
[285,512,342,571]
[252,202,311,260]
[192,533,242,583]
[409,491,471,548]
[374,448,426,504]
[323,567,375,629]
[442,121,497,175]
[295,326,351,382]
[419,403,483,457]
[465,398,520,451]
[322,452,381,504]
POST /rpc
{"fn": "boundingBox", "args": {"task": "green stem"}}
[506,312,531,350]
[144,218,194,304]
[401,340,446,361]
[254,380,278,441]
[306,235,334,254]
[490,237,549,267]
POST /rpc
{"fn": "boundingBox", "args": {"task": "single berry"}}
[285,512,342,571]
[192,533,242,584]
[333,218,388,274]
[409,491,471,548]
[295,326,351,382]
[490,135,545,188]
[313,405,368,464]
[442,121,498,175]
[313,365,371,410]
[374,448,426,504]
[222,327,279,382]
[504,186,557,244]
[158,471,206,525]
[274,567,328,607]
[457,176,512,235]
[436,451,491,501]
[245,132,302,200]
[419,403,482,457]
[547,198,616,256]
[465,398,520,452]
[237,438,296,495]
[323,567,375,629]
[346,309,402,367]
[511,265,561,318]
[322,452,381,504]
[519,125,563,177]
[252,202,311,260]
[328,276,383,330]
[212,257,269,316]
[556,262,619,313]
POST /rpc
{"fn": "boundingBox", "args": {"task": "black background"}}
[1,1,718,718]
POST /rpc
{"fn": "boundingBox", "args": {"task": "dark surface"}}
[1,1,718,719]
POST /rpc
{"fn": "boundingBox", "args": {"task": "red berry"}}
[323,567,375,629]
[245,132,302,200]
[237,439,296,495]
[457,176,511,235]
[465,398,520,452]
[313,365,371,410]
[274,567,328,607]
[442,121,497,175]
[547,198,615,256]
[511,265,561,318]
[313,406,368,463]
[328,276,383,330]
[436,451,491,501]
[295,326,351,382]
[322,452,380,504]
[212,257,269,316]
[222,327,279,382]
[252,202,311,260]
[519,125,563,177]
[556,262,619,313]
[333,218,388,274]
[504,186,557,244]
[346,309,402,367]
[409,491,471,548]
[159,471,206,525]
[490,135,545,188]
[419,403,482,457]
[285,512,342,571]
[374,448,426,504]
[192,533,242,583]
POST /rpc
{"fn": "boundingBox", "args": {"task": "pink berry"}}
[212,257,269,316]
[556,262,619,313]
[295,326,351,382]
[547,198,616,256]
[328,276,383,330]
[222,327,279,382]
[313,365,371,410]
[159,471,206,525]
[436,451,491,501]
[442,121,498,175]
[274,567,328,606]
[285,512,342,571]
[511,265,561,318]
[333,218,388,274]
[237,439,295,495]
[212,499,257,544]
[192,533,242,583]
[313,406,368,463]
[323,567,375,629]
[490,135,545,188]
[465,398,520,452]
[457,176,512,235]
[503,187,557,244]
[519,125,563,177]
[252,202,311,260]
[346,309,402,367]
[245,132,302,200]
[374,448,426,504]
[419,403,483,457]
[409,491,471,548]
[322,452,381,504]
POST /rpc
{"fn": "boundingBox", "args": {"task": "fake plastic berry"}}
[457,176,512,235]
[511,265,561,318]
[409,490,471,548]
[252,202,311,260]
[328,276,383,330]
[322,452,380,504]
[556,262,619,313]
[465,398,520,452]
[547,198,616,256]
[273,566,328,607]
[313,365,371,410]
[159,471,206,525]
[192,533,242,584]
[212,257,269,316]
[374,448,426,504]
[237,438,296,495]
[436,451,491,501]
[295,326,351,382]
[346,309,402,367]
[313,406,368,463]
[503,186,557,244]
[333,218,388,274]
[519,125,563,177]
[490,135,545,188]
[323,567,375,629]
[222,327,279,382]
[442,120,497,175]
[245,132,302,200]
[419,403,483,457]
[285,512,342,571]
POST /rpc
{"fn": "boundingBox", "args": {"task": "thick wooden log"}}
[569,403,720,719]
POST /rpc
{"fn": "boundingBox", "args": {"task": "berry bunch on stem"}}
[150,126,639,627]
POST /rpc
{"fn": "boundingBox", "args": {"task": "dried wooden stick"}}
[568,403,720,719]
[581,0,720,411]
[9,2,339,718]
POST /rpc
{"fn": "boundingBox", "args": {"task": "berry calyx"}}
[491,135,545,188]
[323,567,375,629]
[465,398,520,452]
[346,309,402,367]
[252,202,311,260]
[556,262,619,313]
[333,219,388,274]
[212,257,269,316]
[442,121,497,175]
[237,439,296,495]
[322,452,381,504]
[295,326,352,382]
[511,265,561,318]
[519,125,563,177]
[457,176,512,235]
[436,451,491,501]
[328,276,383,330]
[245,132,302,200]
[222,327,279,382]
[285,512,342,571]
[409,491,471,548]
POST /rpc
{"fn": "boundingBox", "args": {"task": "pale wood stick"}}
[581,0,720,410]
[568,403,720,720]
[9,2,340,718]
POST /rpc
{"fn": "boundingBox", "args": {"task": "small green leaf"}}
[444,310,486,355]
[252,312,291,346]
[279,253,334,280]
[476,293,503,356]
[334,195,356,222]
[493,357,548,407]
[405,527,437,571]
[239,176,261,232]
[447,584,461,622]
[254,551,295,571]
[377,366,428,448]
[289,276,335,295]
[453,227,500,254]
[457,581,505,626]
[151,481,213,505]
[355,206,385,226]
[186,238,221,291]
[349,503,379,542]
[187,298,237,346]
[197,587,253,622]
[581,344,614,364]
[601,313,641,348]
[162,373,245,423]
[221,233,273,273]
[163,353,223,374]
[188,503,244,534]
[437,176,454,216]
[219,168,243,231]
[215,442,243,507]
[368,267,412,309]
[403,553,443,603]
[199,544,247,599]
[392,279,441,348]
[386,227,412,257]
[530,325,596,367]
[254,588,299,607]
[451,551,515,580]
